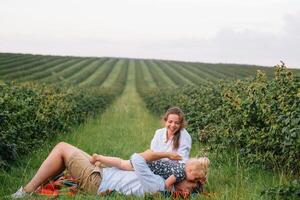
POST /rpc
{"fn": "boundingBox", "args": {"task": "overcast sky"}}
[1,0,300,68]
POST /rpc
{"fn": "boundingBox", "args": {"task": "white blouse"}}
[150,127,192,162]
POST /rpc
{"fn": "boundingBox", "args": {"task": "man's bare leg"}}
[23,142,80,192]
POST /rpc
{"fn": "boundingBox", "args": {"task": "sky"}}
[0,0,300,68]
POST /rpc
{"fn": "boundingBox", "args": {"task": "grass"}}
[0,63,290,199]
[202,151,288,200]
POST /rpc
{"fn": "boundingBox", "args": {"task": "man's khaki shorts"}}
[66,150,103,194]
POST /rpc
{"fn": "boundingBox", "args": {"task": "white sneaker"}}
[11,186,28,199]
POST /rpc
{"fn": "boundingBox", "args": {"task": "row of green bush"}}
[0,82,120,168]
[139,65,300,173]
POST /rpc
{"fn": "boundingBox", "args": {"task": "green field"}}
[2,52,299,86]
[0,52,299,199]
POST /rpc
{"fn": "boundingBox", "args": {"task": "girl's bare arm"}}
[90,154,133,171]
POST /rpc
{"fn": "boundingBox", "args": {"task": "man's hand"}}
[90,153,98,164]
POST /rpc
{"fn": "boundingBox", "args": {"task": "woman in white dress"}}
[150,107,192,162]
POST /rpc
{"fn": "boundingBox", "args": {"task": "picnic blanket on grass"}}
[35,171,78,197]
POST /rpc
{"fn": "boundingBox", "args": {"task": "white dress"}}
[150,127,192,162]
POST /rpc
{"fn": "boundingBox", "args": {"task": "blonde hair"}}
[186,157,210,178]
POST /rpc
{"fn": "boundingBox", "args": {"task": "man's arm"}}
[139,150,182,162]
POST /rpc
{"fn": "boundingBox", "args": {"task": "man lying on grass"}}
[90,151,209,191]
[12,142,200,198]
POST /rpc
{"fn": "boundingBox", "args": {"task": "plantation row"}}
[2,53,298,88]
[137,64,300,174]
[0,60,128,168]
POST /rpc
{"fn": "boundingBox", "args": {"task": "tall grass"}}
[200,149,288,200]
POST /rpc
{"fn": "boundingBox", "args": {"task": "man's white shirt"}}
[98,153,165,196]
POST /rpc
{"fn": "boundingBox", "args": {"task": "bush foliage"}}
[0,82,116,168]
[261,179,300,199]
[139,65,300,173]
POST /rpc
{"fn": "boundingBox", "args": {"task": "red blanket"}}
[35,171,78,197]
